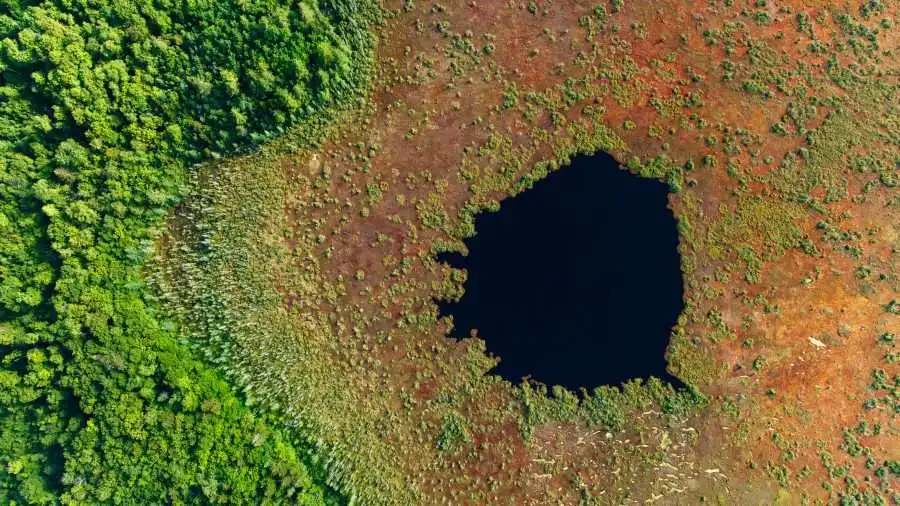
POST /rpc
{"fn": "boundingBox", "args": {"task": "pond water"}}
[437,152,685,391]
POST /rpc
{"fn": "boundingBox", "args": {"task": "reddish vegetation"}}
[238,0,899,502]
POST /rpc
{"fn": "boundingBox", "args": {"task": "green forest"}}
[0,0,374,502]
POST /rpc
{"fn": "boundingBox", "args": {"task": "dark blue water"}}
[437,152,685,391]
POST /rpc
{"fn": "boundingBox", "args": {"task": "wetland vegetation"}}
[3,0,898,504]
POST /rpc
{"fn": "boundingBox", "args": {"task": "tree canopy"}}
[0,0,373,502]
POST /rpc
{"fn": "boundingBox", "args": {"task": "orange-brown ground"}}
[159,0,899,503]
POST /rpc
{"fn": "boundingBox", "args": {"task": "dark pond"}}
[437,152,685,391]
